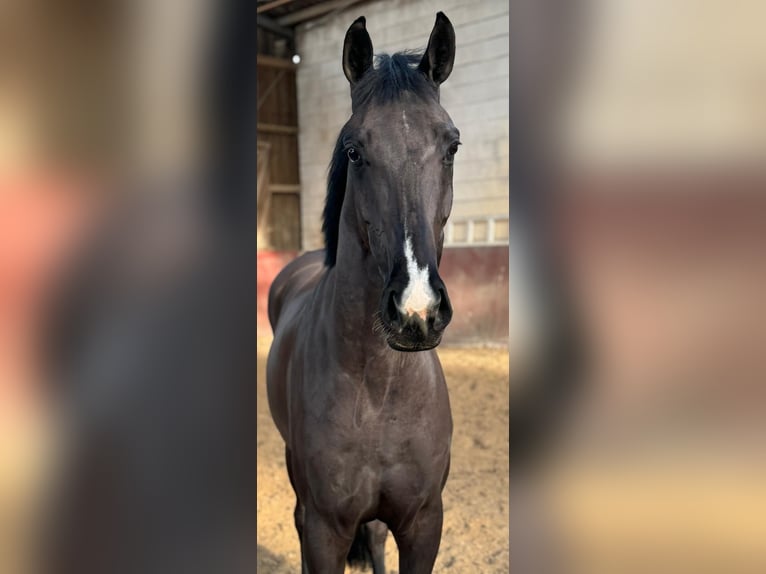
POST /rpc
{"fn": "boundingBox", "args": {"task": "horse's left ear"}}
[343,16,374,84]
[419,12,456,85]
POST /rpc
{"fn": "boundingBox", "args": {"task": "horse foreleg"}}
[293,498,309,574]
[302,507,354,574]
[285,448,309,573]
[392,501,444,574]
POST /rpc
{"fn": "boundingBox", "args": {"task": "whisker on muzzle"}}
[371,310,394,343]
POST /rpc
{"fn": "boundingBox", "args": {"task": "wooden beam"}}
[256,54,296,70]
[257,0,296,14]
[269,184,301,194]
[256,14,294,39]
[257,123,298,135]
[277,0,365,26]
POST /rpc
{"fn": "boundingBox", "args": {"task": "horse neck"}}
[329,243,378,322]
[325,265,417,392]
[325,229,391,366]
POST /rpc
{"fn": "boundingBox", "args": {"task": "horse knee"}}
[302,510,353,574]
[293,499,305,534]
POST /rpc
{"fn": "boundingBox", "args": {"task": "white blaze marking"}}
[402,109,409,133]
[400,235,436,320]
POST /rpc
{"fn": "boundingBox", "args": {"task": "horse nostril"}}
[433,287,452,331]
[383,289,401,327]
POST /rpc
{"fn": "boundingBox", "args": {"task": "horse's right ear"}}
[419,12,455,85]
[343,16,373,84]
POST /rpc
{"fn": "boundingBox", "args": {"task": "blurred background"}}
[0,0,764,572]
[509,0,766,573]
[1,0,257,572]
[0,1,123,571]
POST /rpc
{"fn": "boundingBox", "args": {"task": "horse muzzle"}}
[380,275,453,352]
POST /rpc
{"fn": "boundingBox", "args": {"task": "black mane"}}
[322,52,435,266]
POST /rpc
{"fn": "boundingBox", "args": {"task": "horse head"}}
[325,13,458,351]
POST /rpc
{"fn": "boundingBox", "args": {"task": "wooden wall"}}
[256,56,301,250]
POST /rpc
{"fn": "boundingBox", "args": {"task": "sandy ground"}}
[1,337,762,574]
[256,337,510,573]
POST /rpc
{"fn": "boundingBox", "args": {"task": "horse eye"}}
[447,141,461,156]
[347,147,361,163]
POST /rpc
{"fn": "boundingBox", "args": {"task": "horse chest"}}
[303,428,444,525]
[290,349,451,524]
[305,401,447,490]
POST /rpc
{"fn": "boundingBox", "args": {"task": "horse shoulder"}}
[267,249,326,331]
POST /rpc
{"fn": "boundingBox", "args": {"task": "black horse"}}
[267,13,458,574]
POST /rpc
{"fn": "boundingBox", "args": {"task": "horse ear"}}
[343,16,373,84]
[419,12,456,85]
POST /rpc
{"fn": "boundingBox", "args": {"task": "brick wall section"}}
[294,0,509,250]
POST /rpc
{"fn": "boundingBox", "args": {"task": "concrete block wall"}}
[295,0,509,251]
